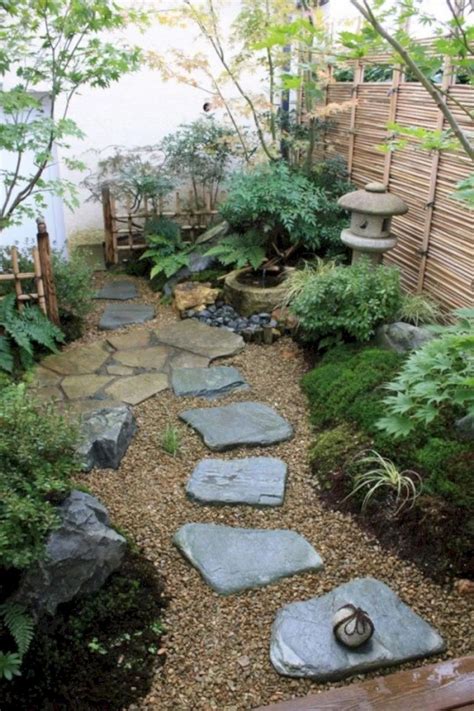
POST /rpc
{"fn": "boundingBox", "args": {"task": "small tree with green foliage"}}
[0,0,145,229]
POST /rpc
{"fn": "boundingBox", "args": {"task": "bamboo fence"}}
[308,56,474,311]
[0,219,60,325]
[103,187,224,266]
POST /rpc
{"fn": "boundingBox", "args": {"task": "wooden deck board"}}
[256,656,474,711]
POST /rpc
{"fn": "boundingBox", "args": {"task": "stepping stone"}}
[113,346,169,370]
[179,402,293,451]
[99,304,155,331]
[155,320,244,360]
[172,366,248,399]
[107,329,151,351]
[77,405,137,472]
[105,372,168,405]
[42,342,110,376]
[95,280,138,301]
[169,351,210,370]
[33,386,64,403]
[270,577,446,682]
[61,374,113,400]
[107,364,135,376]
[186,457,287,506]
[173,523,323,595]
[31,365,62,388]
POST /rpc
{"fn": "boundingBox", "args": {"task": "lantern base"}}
[341,229,397,264]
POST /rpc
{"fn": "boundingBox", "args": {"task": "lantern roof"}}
[338,182,408,216]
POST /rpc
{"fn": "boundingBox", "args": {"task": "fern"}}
[0,602,35,658]
[141,217,193,281]
[0,293,64,373]
[205,230,266,271]
[0,652,22,681]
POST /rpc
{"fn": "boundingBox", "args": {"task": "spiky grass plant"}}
[280,257,337,308]
[397,293,444,327]
[161,424,181,457]
[346,449,421,516]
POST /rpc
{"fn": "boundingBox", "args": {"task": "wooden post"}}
[10,247,24,310]
[32,246,47,316]
[347,61,363,178]
[102,186,117,266]
[383,65,401,185]
[36,219,60,326]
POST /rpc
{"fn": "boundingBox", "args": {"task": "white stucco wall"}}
[47,0,454,246]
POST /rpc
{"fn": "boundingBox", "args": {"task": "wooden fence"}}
[102,187,224,266]
[310,56,474,311]
[0,219,60,325]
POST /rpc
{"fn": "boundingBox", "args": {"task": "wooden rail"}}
[256,656,474,711]
[0,220,59,325]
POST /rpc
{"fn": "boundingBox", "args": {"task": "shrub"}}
[218,161,348,268]
[0,294,64,374]
[309,424,369,490]
[290,259,402,346]
[141,216,192,281]
[0,384,78,570]
[415,438,473,509]
[301,345,404,430]
[377,308,474,437]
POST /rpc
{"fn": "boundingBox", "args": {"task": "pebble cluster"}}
[182,301,278,339]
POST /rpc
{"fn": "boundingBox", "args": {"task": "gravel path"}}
[76,276,473,710]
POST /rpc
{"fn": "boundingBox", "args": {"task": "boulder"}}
[270,577,446,681]
[195,220,229,246]
[455,413,474,441]
[16,491,127,616]
[173,523,323,595]
[375,321,433,353]
[179,401,293,451]
[77,405,137,471]
[173,281,219,312]
[163,250,219,297]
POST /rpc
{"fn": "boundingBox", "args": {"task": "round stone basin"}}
[224,269,292,317]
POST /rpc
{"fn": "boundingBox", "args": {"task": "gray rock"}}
[179,401,293,451]
[163,250,218,296]
[154,320,244,360]
[99,304,155,331]
[375,321,433,353]
[77,405,137,471]
[270,577,446,681]
[195,219,229,246]
[173,523,323,595]
[16,491,127,616]
[171,366,248,400]
[95,280,138,301]
[186,457,287,506]
[455,413,474,441]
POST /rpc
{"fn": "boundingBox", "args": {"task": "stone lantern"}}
[338,182,408,264]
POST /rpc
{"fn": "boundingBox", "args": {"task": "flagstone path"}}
[34,300,447,690]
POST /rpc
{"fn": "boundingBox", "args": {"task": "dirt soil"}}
[76,274,473,711]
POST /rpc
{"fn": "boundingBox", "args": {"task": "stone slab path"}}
[99,304,156,330]
[186,457,287,506]
[95,280,139,301]
[179,402,294,451]
[173,523,323,595]
[171,366,248,399]
[270,577,446,681]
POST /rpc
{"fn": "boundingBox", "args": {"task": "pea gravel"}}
[75,276,473,711]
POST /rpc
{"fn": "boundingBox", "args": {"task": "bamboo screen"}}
[315,61,474,311]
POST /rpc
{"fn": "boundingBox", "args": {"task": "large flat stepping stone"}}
[154,320,243,360]
[105,372,168,405]
[99,304,155,331]
[173,523,323,595]
[172,366,248,399]
[95,280,138,301]
[61,374,113,400]
[186,457,287,506]
[77,405,137,472]
[42,342,110,376]
[107,329,151,351]
[180,402,293,451]
[169,351,210,370]
[270,577,446,682]
[113,346,169,370]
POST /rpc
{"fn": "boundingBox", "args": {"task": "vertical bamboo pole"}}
[36,219,60,325]
[347,61,363,178]
[416,57,454,293]
[10,247,24,311]
[32,246,47,316]
[383,65,401,185]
